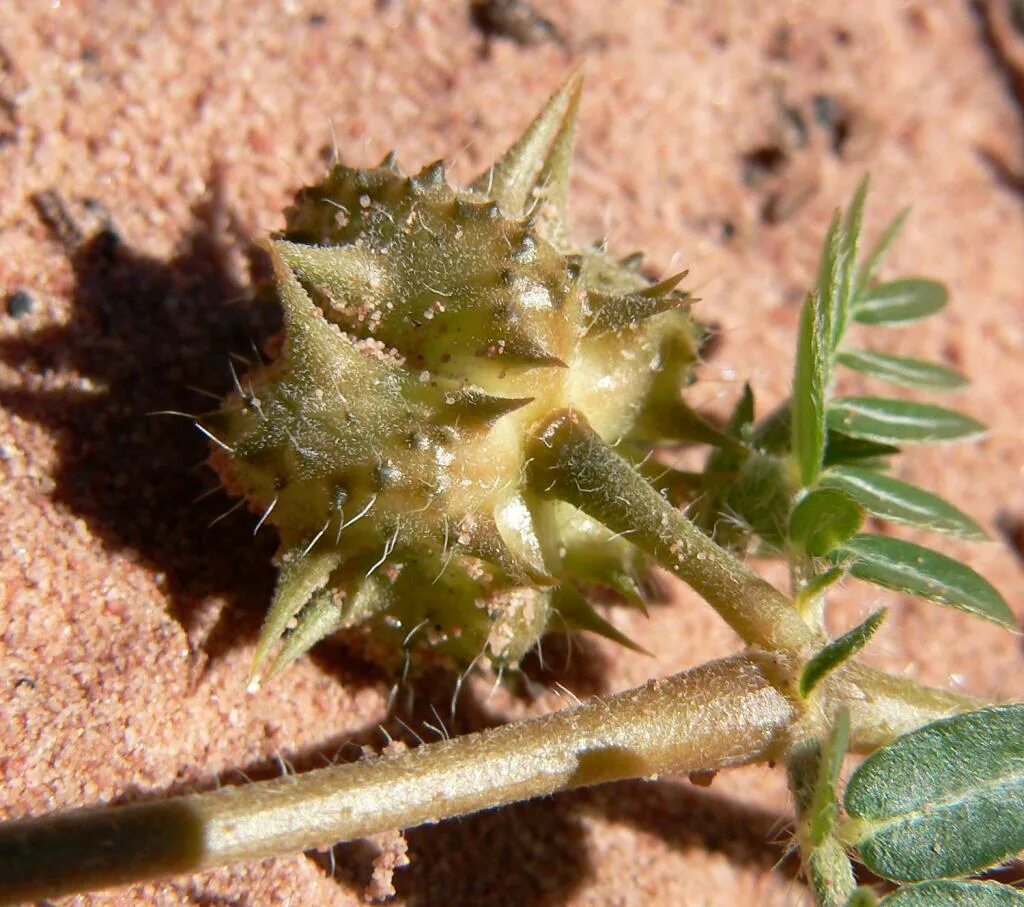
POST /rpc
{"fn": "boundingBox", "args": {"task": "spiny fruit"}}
[206,75,721,688]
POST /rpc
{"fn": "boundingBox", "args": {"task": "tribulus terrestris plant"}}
[1,76,1020,907]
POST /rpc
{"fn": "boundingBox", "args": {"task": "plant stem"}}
[0,653,796,903]
[804,837,858,906]
[835,662,980,752]
[787,731,856,907]
[526,409,816,652]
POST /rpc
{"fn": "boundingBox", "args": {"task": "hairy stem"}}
[787,735,856,907]
[0,654,795,903]
[835,662,981,752]
[526,409,816,651]
[804,837,858,906]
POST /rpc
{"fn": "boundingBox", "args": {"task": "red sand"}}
[1,2,1021,904]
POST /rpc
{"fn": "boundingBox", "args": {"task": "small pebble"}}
[6,288,35,319]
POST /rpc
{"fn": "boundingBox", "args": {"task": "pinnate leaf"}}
[793,292,830,486]
[834,534,1015,628]
[827,397,985,444]
[836,349,966,391]
[821,466,986,540]
[853,278,947,324]
[855,207,909,299]
[816,212,843,351]
[833,176,868,350]
[824,431,899,468]
[880,881,1024,907]
[844,705,1024,881]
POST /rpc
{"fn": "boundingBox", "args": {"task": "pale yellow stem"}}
[0,654,794,903]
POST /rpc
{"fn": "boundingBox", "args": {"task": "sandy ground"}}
[1,1,1022,905]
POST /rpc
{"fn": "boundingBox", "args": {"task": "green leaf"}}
[701,384,755,488]
[844,705,1024,882]
[808,708,851,843]
[821,466,987,540]
[840,457,893,473]
[836,350,967,391]
[793,292,830,486]
[789,488,865,557]
[852,278,947,325]
[796,565,846,610]
[630,391,746,451]
[855,206,909,299]
[799,609,887,698]
[834,176,868,350]
[834,534,1015,628]
[727,382,755,438]
[751,400,793,454]
[879,881,1024,907]
[848,888,880,907]
[817,211,843,351]
[827,397,986,444]
[824,431,900,467]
